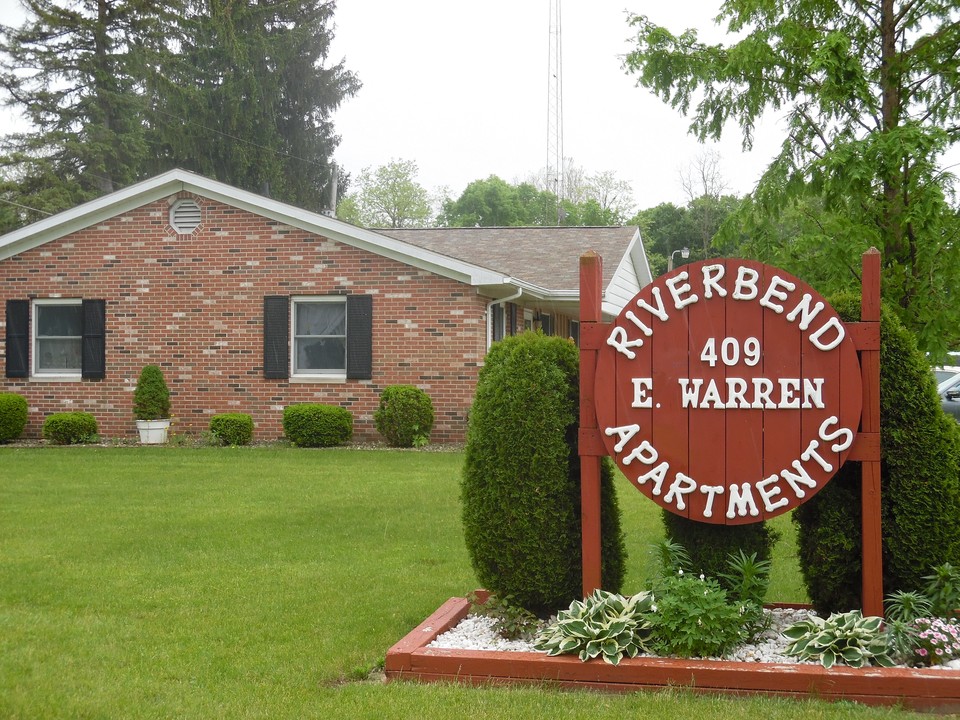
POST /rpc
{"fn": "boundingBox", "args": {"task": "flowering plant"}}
[912,618,960,666]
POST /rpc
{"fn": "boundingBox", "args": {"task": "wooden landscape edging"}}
[384,596,960,712]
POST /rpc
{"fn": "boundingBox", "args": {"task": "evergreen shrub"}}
[461,332,626,615]
[209,413,254,446]
[794,295,960,613]
[373,385,434,447]
[282,404,352,447]
[42,412,98,445]
[133,365,171,420]
[0,393,28,442]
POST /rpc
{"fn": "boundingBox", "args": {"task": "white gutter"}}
[486,284,523,350]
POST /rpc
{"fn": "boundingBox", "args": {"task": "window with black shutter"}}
[5,298,106,378]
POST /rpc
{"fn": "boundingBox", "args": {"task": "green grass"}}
[0,446,917,719]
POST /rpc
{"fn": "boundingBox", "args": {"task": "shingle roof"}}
[380,226,639,293]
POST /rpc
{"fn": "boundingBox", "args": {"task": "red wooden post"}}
[860,248,883,616]
[579,251,603,596]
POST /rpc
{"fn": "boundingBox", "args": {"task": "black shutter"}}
[263,296,289,379]
[346,294,372,380]
[5,299,28,378]
[81,299,106,379]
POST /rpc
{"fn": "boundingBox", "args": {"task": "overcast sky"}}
[329,1,786,212]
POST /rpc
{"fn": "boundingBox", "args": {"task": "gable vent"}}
[170,199,201,234]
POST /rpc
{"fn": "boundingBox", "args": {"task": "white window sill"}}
[30,374,83,382]
[288,374,347,384]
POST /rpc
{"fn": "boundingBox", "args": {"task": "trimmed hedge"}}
[794,295,960,613]
[0,393,28,442]
[209,413,254,446]
[373,385,434,447]
[42,412,99,445]
[133,365,171,420]
[282,404,352,448]
[461,332,626,615]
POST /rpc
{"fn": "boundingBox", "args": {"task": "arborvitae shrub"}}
[661,512,780,589]
[0,393,28,442]
[282,404,352,447]
[209,413,254,446]
[42,412,98,445]
[133,365,171,420]
[461,332,626,615]
[374,385,434,447]
[794,295,960,613]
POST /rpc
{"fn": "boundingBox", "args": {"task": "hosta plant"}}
[783,610,896,668]
[534,589,655,665]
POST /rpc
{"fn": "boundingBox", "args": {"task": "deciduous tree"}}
[625,1,960,355]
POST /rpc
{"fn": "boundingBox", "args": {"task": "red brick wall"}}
[0,193,488,443]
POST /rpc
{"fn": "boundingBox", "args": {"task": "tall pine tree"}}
[144,0,358,211]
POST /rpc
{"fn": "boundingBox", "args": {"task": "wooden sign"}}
[594,259,863,524]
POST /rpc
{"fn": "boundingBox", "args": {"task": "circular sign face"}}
[595,259,862,524]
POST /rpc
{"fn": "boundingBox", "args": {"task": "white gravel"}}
[428,607,960,668]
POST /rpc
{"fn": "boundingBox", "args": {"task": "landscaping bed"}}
[386,595,960,712]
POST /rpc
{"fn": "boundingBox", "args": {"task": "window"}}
[293,297,346,377]
[4,298,105,380]
[34,300,83,375]
[262,294,372,381]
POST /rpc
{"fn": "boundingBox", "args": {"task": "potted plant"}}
[133,365,171,444]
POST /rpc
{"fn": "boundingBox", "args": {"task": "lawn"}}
[0,446,920,719]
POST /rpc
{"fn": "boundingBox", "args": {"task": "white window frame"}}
[32,298,83,378]
[290,296,347,381]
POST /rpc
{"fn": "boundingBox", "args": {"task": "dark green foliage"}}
[461,332,626,615]
[794,294,960,613]
[42,412,98,445]
[660,512,780,593]
[373,385,434,447]
[0,393,28,442]
[208,413,254,446]
[282,404,352,448]
[133,365,171,420]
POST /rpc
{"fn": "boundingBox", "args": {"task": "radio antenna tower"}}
[547,0,564,224]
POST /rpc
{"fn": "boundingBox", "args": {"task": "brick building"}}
[1,169,651,443]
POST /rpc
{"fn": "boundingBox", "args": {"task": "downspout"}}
[486,285,523,350]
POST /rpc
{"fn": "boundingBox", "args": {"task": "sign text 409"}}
[699,336,761,368]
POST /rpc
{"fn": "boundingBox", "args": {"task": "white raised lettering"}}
[666,272,699,310]
[758,275,796,314]
[751,377,776,409]
[781,460,817,498]
[809,316,845,351]
[778,378,800,409]
[678,378,703,408]
[604,424,640,454]
[624,310,654,338]
[701,264,726,299]
[635,286,669,322]
[801,439,833,472]
[801,378,825,409]
[663,473,697,511]
[727,483,760,518]
[607,325,644,360]
[700,484,725,518]
[631,378,653,408]
[818,416,854,452]
[701,378,724,408]
[732,266,760,300]
[636,463,669,495]
[725,378,749,408]
[623,439,658,466]
[785,293,825,331]
[756,474,789,512]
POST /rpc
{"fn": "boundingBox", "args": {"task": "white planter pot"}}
[136,419,171,444]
